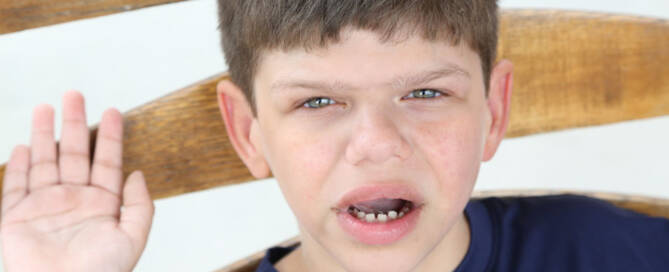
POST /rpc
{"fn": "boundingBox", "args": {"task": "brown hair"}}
[217,0,499,109]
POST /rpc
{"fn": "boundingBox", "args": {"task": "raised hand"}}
[1,91,154,272]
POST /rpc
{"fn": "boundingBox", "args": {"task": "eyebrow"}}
[270,79,355,95]
[269,63,471,94]
[392,64,471,90]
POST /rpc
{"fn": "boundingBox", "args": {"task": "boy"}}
[1,1,668,271]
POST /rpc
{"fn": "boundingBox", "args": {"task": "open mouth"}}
[334,184,424,245]
[347,198,415,223]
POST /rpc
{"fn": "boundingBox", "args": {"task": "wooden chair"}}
[1,2,668,271]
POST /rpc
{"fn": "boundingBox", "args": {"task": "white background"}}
[1,0,668,271]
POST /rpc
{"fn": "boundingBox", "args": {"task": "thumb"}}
[119,170,155,253]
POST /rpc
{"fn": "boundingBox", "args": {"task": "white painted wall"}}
[0,0,667,271]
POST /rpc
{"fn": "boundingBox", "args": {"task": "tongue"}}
[352,198,405,213]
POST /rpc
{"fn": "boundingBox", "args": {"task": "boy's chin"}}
[326,240,433,272]
[314,218,443,272]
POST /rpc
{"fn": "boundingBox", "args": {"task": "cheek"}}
[415,112,485,202]
[263,127,339,224]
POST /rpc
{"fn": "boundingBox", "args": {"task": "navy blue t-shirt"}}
[257,195,669,271]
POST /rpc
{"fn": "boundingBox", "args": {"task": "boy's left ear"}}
[216,79,271,178]
[482,60,513,161]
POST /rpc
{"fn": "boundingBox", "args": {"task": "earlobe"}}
[216,79,271,178]
[482,60,513,161]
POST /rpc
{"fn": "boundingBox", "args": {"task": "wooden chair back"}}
[1,2,668,271]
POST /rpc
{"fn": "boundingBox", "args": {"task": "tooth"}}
[388,210,398,219]
[399,211,405,218]
[402,206,410,213]
[365,213,376,222]
[357,211,365,219]
[377,213,388,222]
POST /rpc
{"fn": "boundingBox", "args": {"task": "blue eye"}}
[405,89,442,99]
[303,97,335,108]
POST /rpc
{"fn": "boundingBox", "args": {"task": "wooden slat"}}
[215,190,669,272]
[112,73,253,200]
[501,10,669,137]
[0,73,252,202]
[0,0,188,35]
[1,10,668,203]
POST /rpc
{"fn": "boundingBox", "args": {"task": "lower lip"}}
[336,206,422,245]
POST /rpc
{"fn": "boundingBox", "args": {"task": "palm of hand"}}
[1,92,153,272]
[3,186,132,271]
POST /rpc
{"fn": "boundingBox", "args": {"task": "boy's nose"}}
[344,107,411,165]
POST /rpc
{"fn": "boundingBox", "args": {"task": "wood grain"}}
[500,10,669,137]
[1,10,668,206]
[0,0,188,34]
[114,73,253,200]
[0,73,251,203]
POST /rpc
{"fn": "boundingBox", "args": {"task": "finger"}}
[2,145,30,219]
[119,171,154,253]
[29,104,59,191]
[59,91,91,185]
[90,108,124,195]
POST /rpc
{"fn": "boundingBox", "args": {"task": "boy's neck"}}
[413,212,471,271]
[275,246,308,272]
[276,213,471,272]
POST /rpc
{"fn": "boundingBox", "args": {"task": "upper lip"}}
[334,183,425,210]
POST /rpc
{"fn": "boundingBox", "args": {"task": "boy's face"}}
[218,29,512,271]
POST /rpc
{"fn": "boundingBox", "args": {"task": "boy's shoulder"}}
[479,194,668,237]
[474,194,669,271]
[256,195,669,272]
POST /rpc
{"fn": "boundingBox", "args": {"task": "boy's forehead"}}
[255,29,479,94]
[267,64,472,95]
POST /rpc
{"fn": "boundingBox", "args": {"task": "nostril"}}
[345,136,410,165]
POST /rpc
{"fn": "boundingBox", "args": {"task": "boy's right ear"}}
[216,79,271,179]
